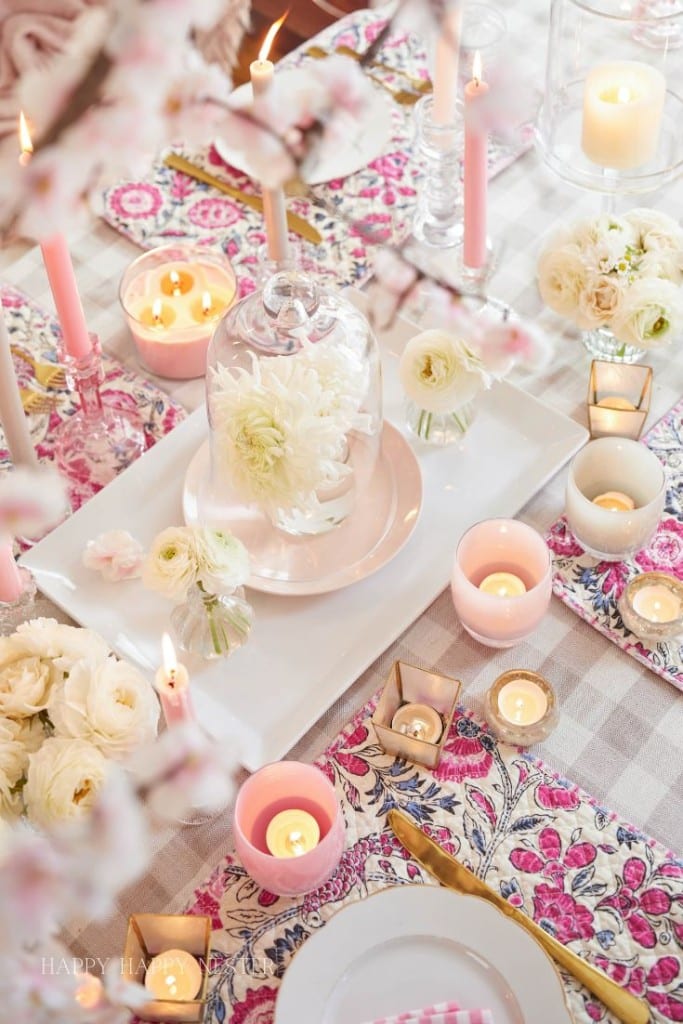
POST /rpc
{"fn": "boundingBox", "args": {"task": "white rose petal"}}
[625,207,683,254]
[576,274,625,329]
[537,243,588,319]
[0,636,54,719]
[399,329,487,415]
[15,618,110,674]
[82,529,145,582]
[612,277,683,349]
[49,656,159,758]
[193,528,250,596]
[24,737,108,828]
[142,526,198,600]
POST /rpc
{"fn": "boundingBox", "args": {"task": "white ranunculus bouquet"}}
[537,209,683,352]
[0,618,159,826]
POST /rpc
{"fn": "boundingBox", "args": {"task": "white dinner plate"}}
[182,422,422,595]
[275,886,572,1024]
[214,67,393,185]
[21,295,588,771]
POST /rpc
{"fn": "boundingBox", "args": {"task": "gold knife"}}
[388,809,650,1024]
[163,153,323,245]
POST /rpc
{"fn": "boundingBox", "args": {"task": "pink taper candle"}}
[250,15,290,263]
[0,536,23,603]
[154,633,195,727]
[463,52,489,269]
[40,235,93,359]
[432,1,463,125]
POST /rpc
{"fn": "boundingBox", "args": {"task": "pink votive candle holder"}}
[451,518,552,648]
[233,761,345,897]
[119,244,237,380]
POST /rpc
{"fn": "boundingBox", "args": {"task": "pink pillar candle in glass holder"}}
[233,761,345,897]
[119,244,237,380]
[450,518,552,648]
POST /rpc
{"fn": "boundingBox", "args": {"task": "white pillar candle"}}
[581,60,666,170]
[497,677,549,726]
[144,949,202,1001]
[391,702,444,743]
[0,306,38,467]
[632,584,681,623]
[265,808,321,858]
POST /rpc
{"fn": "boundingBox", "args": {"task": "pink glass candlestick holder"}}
[54,335,145,492]
[450,518,552,648]
[234,761,344,897]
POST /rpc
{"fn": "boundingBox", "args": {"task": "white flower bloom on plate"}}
[537,243,589,318]
[210,355,350,516]
[24,737,108,828]
[15,618,110,675]
[193,528,250,596]
[82,529,145,582]
[295,339,373,435]
[612,277,683,349]
[0,636,55,719]
[48,656,159,758]
[625,207,683,255]
[576,274,625,329]
[142,526,199,599]
[399,329,489,415]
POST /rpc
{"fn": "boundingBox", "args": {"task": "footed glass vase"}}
[171,584,253,660]
[581,326,646,364]
[406,399,476,445]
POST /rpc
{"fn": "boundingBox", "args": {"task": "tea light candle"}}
[632,584,681,622]
[619,571,683,641]
[391,702,443,743]
[266,809,321,858]
[484,669,558,746]
[581,60,666,169]
[592,490,636,512]
[478,571,527,598]
[144,949,202,1001]
[154,633,194,727]
[119,245,236,379]
[74,973,104,1010]
[596,396,636,411]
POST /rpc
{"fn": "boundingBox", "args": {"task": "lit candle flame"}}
[152,298,163,325]
[169,269,181,296]
[18,110,33,166]
[617,85,631,104]
[258,10,289,62]
[161,632,178,679]
[286,830,306,856]
[472,51,483,87]
[201,291,213,316]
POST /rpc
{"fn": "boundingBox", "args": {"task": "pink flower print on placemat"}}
[510,826,597,886]
[108,182,163,219]
[635,518,683,576]
[435,716,495,784]
[597,856,673,949]
[188,197,242,230]
[230,985,278,1024]
[532,882,596,944]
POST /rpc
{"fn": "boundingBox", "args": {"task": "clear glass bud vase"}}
[171,584,253,660]
[582,325,646,363]
[405,399,476,445]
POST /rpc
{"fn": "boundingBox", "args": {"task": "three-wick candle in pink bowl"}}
[451,518,552,648]
[233,761,344,896]
[119,244,237,379]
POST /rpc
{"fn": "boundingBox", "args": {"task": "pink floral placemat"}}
[186,694,683,1024]
[547,399,683,694]
[1,283,186,510]
[101,13,533,297]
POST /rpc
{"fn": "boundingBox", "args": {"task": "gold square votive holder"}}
[371,661,461,769]
[588,359,652,440]
[122,913,211,1023]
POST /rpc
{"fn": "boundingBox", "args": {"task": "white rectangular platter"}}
[22,304,588,770]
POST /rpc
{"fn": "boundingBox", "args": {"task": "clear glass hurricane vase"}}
[405,399,476,445]
[171,584,253,660]
[581,325,646,363]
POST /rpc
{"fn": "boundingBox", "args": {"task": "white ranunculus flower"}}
[48,656,159,758]
[142,526,198,599]
[625,207,683,255]
[24,737,108,828]
[576,274,625,329]
[193,529,250,596]
[15,618,110,674]
[537,243,588,319]
[399,329,488,415]
[639,249,682,285]
[0,636,55,719]
[612,278,683,349]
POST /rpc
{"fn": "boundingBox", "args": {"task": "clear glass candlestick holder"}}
[412,95,463,249]
[53,336,145,491]
[0,566,36,635]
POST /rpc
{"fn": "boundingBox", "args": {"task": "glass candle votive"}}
[450,519,553,648]
[119,244,237,379]
[587,360,652,440]
[233,761,344,897]
[484,669,558,746]
[619,571,683,641]
[565,437,665,561]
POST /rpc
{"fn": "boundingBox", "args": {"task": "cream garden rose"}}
[24,737,108,828]
[399,329,489,415]
[0,636,55,719]
[48,656,160,758]
[537,244,588,318]
[15,618,110,674]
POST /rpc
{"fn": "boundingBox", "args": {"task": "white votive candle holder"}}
[619,571,683,642]
[565,437,665,562]
[484,669,558,746]
[450,519,552,648]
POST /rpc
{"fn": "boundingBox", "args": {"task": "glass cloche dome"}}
[197,269,384,590]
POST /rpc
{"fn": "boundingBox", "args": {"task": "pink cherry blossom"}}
[82,530,145,582]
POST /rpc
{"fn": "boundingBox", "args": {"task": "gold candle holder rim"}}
[371,660,462,762]
[488,668,557,717]
[620,571,683,630]
[124,912,212,1011]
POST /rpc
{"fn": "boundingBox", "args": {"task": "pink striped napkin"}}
[363,1002,493,1024]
